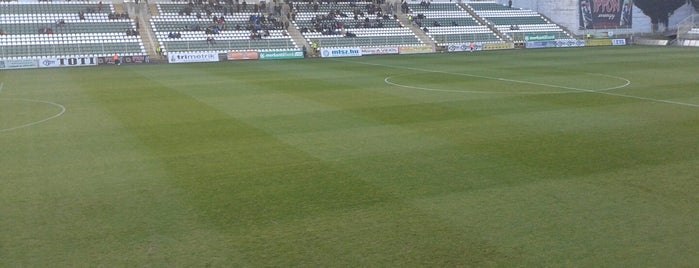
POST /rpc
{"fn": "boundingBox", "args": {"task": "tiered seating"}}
[407,2,502,45]
[468,2,574,42]
[298,2,423,48]
[686,27,699,38]
[0,2,145,59]
[152,2,297,54]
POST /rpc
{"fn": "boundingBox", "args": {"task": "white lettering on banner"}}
[320,47,362,58]
[39,57,97,68]
[612,39,627,46]
[168,52,219,63]
[361,47,399,55]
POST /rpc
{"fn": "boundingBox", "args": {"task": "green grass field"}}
[1,46,698,266]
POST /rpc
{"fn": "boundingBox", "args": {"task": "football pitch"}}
[1,46,698,266]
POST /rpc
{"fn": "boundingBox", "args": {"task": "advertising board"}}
[446,43,482,52]
[398,46,435,54]
[611,39,627,46]
[580,0,633,29]
[259,51,304,60]
[0,59,38,70]
[524,34,556,42]
[320,47,362,58]
[168,52,219,63]
[361,47,399,55]
[483,43,515,50]
[585,39,614,46]
[228,51,259,60]
[39,57,98,68]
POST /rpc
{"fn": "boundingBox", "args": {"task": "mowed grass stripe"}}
[64,65,507,265]
[0,70,245,266]
[410,158,699,267]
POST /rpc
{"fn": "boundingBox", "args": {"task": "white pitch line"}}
[384,74,566,94]
[0,98,67,133]
[339,59,699,109]
[597,91,699,108]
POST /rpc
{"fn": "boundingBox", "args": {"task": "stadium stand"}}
[467,2,574,43]
[0,2,146,59]
[406,2,503,46]
[686,27,699,37]
[152,2,298,55]
[296,1,423,48]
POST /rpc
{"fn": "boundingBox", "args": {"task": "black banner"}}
[580,0,633,29]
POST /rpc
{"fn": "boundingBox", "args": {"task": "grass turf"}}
[1,46,698,266]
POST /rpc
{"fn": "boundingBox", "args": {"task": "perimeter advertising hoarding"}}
[483,43,515,50]
[168,52,219,63]
[259,51,304,60]
[398,46,435,54]
[320,47,362,58]
[97,55,150,65]
[586,39,614,46]
[0,59,38,70]
[361,47,399,55]
[39,57,98,68]
[580,0,633,29]
[611,39,627,46]
[526,40,587,49]
[228,51,259,60]
[556,40,587,47]
[524,34,556,42]
[525,41,558,49]
[446,43,483,52]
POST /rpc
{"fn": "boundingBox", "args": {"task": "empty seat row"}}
[0,2,145,60]
[407,3,464,12]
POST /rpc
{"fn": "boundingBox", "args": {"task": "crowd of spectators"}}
[108,12,130,20]
[298,2,392,36]
[168,32,183,38]
[171,0,291,42]
[126,28,139,36]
